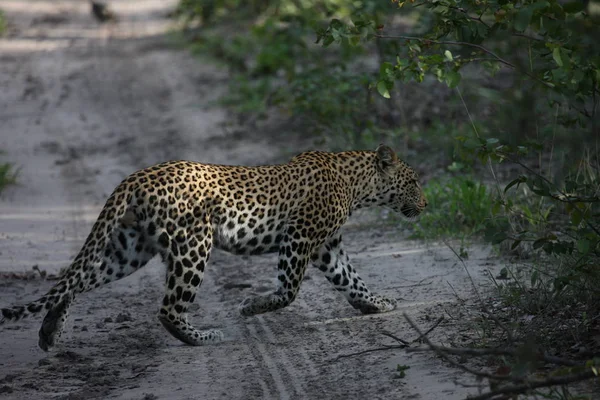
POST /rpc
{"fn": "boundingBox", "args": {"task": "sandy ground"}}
[0,1,504,399]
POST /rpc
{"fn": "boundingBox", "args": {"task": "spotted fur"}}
[1,145,427,350]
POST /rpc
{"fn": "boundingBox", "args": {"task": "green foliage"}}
[282,69,373,126]
[482,143,600,301]
[179,0,399,146]
[219,76,273,115]
[0,162,17,194]
[317,0,600,128]
[412,175,495,239]
[395,364,410,379]
[0,9,6,36]
[174,0,248,25]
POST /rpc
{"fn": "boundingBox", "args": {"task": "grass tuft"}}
[412,176,495,240]
[0,162,17,194]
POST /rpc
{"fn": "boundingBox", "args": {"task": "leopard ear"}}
[376,144,398,172]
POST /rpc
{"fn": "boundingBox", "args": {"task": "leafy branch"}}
[374,33,555,89]
[374,34,515,69]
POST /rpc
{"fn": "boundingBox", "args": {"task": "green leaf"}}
[445,70,461,88]
[486,138,499,146]
[410,43,421,53]
[533,238,548,249]
[444,50,453,61]
[527,177,552,196]
[543,242,554,254]
[487,230,508,245]
[552,47,563,67]
[322,35,334,47]
[531,270,539,286]
[571,208,583,226]
[514,6,534,32]
[565,180,578,192]
[554,276,568,292]
[560,48,571,69]
[563,1,585,14]
[377,81,391,99]
[379,62,394,77]
[577,239,590,254]
[504,176,527,193]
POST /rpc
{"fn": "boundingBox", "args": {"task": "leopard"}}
[0,144,427,351]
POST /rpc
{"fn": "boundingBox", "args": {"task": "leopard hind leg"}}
[88,213,158,290]
[38,293,72,351]
[38,210,157,351]
[156,222,223,345]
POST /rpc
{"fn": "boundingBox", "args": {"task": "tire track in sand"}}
[245,321,292,399]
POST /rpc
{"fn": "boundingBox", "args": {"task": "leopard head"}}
[374,144,428,220]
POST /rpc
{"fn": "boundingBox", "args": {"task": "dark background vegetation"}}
[172,0,600,397]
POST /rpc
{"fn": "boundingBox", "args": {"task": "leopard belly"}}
[212,215,285,255]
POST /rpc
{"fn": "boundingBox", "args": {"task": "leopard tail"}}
[0,181,135,325]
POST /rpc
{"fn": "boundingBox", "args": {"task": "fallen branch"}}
[412,316,444,343]
[330,344,406,362]
[402,313,599,399]
[329,315,443,362]
[466,370,597,400]
[388,276,435,289]
[380,331,410,346]
[403,313,516,382]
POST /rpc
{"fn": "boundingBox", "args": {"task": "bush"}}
[412,175,495,240]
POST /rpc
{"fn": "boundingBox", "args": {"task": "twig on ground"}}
[388,281,433,289]
[380,331,410,345]
[330,344,406,362]
[329,315,443,361]
[406,345,513,356]
[0,266,53,281]
[412,316,444,343]
[405,342,580,367]
[446,281,466,303]
[389,276,436,289]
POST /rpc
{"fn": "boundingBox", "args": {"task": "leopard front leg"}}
[311,234,396,314]
[239,227,314,316]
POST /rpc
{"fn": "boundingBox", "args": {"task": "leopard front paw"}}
[239,293,288,316]
[351,294,397,315]
[239,297,260,316]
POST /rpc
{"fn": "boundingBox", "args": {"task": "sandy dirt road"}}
[0,1,502,399]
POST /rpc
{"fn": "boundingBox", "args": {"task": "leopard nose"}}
[421,198,428,208]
